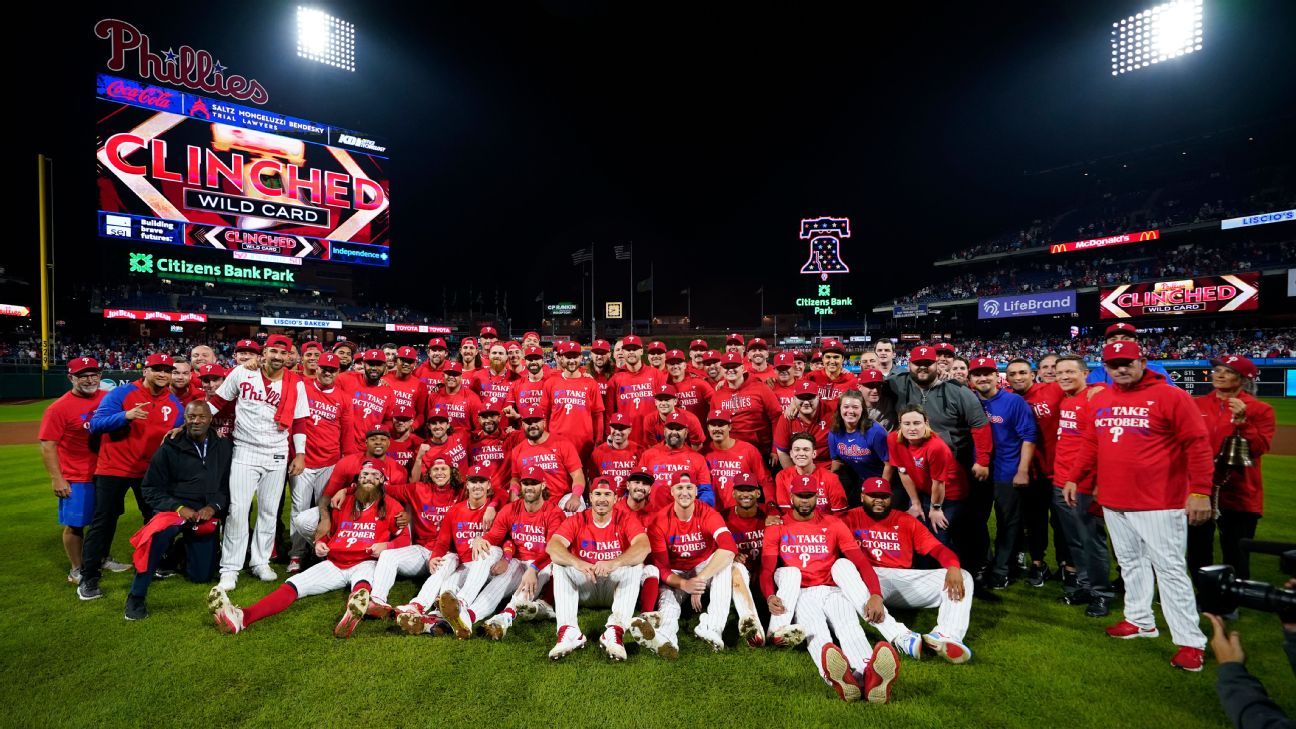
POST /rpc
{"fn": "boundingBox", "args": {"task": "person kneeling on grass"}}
[208,463,407,637]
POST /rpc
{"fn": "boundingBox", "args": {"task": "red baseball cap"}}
[1102,341,1142,363]
[702,350,723,364]
[654,383,678,399]
[1211,354,1259,379]
[858,368,884,385]
[773,352,795,369]
[706,408,733,424]
[790,475,818,496]
[461,337,479,347]
[1105,322,1138,337]
[300,341,323,353]
[726,333,746,345]
[934,343,956,356]
[820,338,845,355]
[360,349,387,363]
[519,406,546,422]
[555,341,581,355]
[523,331,540,341]
[792,350,808,362]
[720,353,745,367]
[665,349,687,363]
[732,473,760,490]
[627,466,654,483]
[331,340,355,353]
[365,426,391,438]
[396,346,419,361]
[443,361,463,375]
[909,346,937,365]
[747,337,768,350]
[235,339,261,353]
[968,357,998,374]
[480,326,498,338]
[426,406,450,422]
[264,334,293,351]
[144,352,175,369]
[523,345,544,360]
[647,340,667,354]
[810,349,823,362]
[426,337,447,349]
[590,475,615,492]
[590,339,611,354]
[794,380,818,398]
[392,405,416,420]
[663,413,689,429]
[517,467,544,484]
[622,335,643,349]
[607,412,633,429]
[466,465,493,482]
[197,363,227,379]
[861,477,892,497]
[505,341,522,352]
[67,357,101,375]
[478,397,504,414]
[689,338,709,351]
[317,353,341,370]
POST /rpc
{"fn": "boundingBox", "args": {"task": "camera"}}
[1194,541,1296,622]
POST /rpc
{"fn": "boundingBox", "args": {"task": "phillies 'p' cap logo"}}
[1112,343,1124,352]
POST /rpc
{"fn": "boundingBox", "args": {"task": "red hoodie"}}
[1072,370,1213,511]
[710,376,782,457]
[1194,391,1275,514]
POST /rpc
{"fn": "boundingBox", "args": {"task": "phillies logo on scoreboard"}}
[799,217,851,281]
[95,19,269,104]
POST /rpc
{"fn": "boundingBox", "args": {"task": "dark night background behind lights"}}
[11,0,1296,325]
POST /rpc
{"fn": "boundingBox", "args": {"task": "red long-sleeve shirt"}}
[758,512,881,598]
[710,376,782,456]
[481,499,563,568]
[1194,391,1275,514]
[799,370,859,412]
[638,443,713,511]
[1021,381,1065,481]
[773,404,833,463]
[773,465,849,514]
[344,380,397,454]
[670,375,715,422]
[382,373,428,432]
[1052,386,1104,494]
[840,507,959,569]
[591,441,646,496]
[886,430,966,501]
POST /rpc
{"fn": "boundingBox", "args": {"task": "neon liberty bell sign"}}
[799,216,851,281]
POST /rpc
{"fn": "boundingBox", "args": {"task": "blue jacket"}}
[978,388,1037,483]
[828,423,890,480]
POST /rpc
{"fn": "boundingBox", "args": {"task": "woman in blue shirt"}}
[829,389,891,508]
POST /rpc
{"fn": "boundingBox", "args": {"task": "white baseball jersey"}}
[217,366,309,464]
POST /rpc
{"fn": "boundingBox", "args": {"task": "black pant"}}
[128,524,220,598]
[81,476,152,584]
[990,481,1023,578]
[1052,489,1113,597]
[1187,510,1261,581]
[954,475,994,578]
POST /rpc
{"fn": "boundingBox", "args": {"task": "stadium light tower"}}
[297,7,355,71]
[1111,0,1203,76]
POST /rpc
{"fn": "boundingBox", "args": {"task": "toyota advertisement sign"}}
[978,290,1076,320]
[1099,273,1260,319]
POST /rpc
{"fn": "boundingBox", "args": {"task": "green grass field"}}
[1,402,1293,727]
[0,398,55,423]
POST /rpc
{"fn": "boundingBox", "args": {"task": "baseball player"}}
[590,413,645,495]
[232,339,261,370]
[196,365,235,439]
[209,462,406,637]
[702,408,774,510]
[638,415,715,510]
[394,468,494,635]
[471,343,518,406]
[646,340,668,372]
[382,346,428,433]
[1071,341,1213,672]
[413,337,449,389]
[773,433,849,515]
[508,407,585,513]
[209,335,309,592]
[385,406,424,474]
[710,353,782,462]
[468,398,519,495]
[544,341,605,464]
[298,341,322,379]
[637,473,737,655]
[744,338,776,382]
[1008,357,1069,587]
[585,339,616,401]
[769,353,799,411]
[168,358,199,406]
[840,478,974,663]
[457,336,483,373]
[79,352,185,601]
[476,470,566,640]
[798,338,858,413]
[546,476,651,661]
[759,480,899,704]
[664,349,715,422]
[39,357,107,585]
[774,381,833,468]
[510,346,551,415]
[605,336,667,418]
[724,473,769,647]
[635,385,706,450]
[344,349,398,453]
[411,407,470,478]
[429,361,482,434]
[288,352,352,573]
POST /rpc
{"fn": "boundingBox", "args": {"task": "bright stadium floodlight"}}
[297,7,355,72]
[1111,0,1203,76]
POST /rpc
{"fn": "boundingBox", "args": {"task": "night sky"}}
[13,1,1296,327]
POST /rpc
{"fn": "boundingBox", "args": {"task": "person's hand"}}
[971,464,989,481]
[768,595,786,616]
[330,490,347,510]
[593,561,616,578]
[929,508,949,531]
[482,505,497,530]
[196,506,216,522]
[576,560,597,582]
[906,503,924,520]
[428,556,445,573]
[395,510,410,529]
[768,452,780,468]
[51,475,71,499]
[518,568,539,600]
[314,540,330,558]
[1225,397,1247,423]
[288,454,305,478]
[163,427,184,442]
[125,402,151,421]
[177,506,198,522]
[764,513,783,526]
[367,541,388,557]
[471,538,492,561]
[1062,482,1078,508]
[680,576,707,596]
[1205,613,1245,665]
[1013,469,1030,488]
[783,401,799,420]
[944,567,966,601]
[733,551,747,566]
[864,594,886,624]
[691,593,704,612]
[490,558,509,576]
[1186,493,1212,526]
[418,443,431,454]
[560,493,582,513]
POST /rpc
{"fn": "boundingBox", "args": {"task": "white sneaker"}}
[694,624,725,652]
[923,631,972,664]
[548,625,587,660]
[251,565,277,582]
[771,624,806,649]
[208,588,243,634]
[894,631,924,660]
[439,590,474,639]
[67,568,82,586]
[102,557,132,573]
[598,626,627,661]
[629,613,658,643]
[531,599,555,621]
[286,557,302,574]
[217,572,238,592]
[483,614,512,640]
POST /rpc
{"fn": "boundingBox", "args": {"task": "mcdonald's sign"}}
[1049,228,1160,254]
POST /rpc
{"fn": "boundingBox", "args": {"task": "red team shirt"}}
[886,431,967,501]
[430,499,491,562]
[302,380,353,467]
[703,439,775,509]
[710,378,782,457]
[634,409,706,450]
[470,367,518,407]
[387,481,462,547]
[637,444,713,511]
[382,373,428,430]
[40,390,107,482]
[386,434,424,474]
[322,453,409,500]
[669,376,716,422]
[481,500,564,568]
[591,441,646,496]
[724,507,768,564]
[799,370,859,412]
[544,375,605,454]
[773,406,833,463]
[759,512,881,596]
[345,380,398,453]
[840,507,959,569]
[419,432,471,473]
[508,436,584,503]
[1022,381,1065,482]
[553,509,647,563]
[1052,387,1102,494]
[512,377,550,415]
[429,388,482,434]
[606,366,667,418]
[648,502,737,572]
[773,466,849,513]
[324,495,408,569]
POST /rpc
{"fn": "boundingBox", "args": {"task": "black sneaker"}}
[1085,595,1112,618]
[153,569,178,580]
[1009,552,1028,579]
[124,595,149,621]
[987,574,1011,590]
[1026,563,1051,587]
[1058,590,1092,606]
[77,580,103,601]
[1053,561,1070,582]
[1062,569,1079,591]
[1112,577,1124,594]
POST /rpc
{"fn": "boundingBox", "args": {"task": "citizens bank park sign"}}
[1099,273,1260,319]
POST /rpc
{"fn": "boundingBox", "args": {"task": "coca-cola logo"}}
[104,79,177,110]
[95,18,269,104]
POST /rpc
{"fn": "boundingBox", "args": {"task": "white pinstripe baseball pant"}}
[410,556,466,611]
[657,556,732,648]
[220,459,288,574]
[797,585,875,681]
[767,566,802,634]
[1104,508,1207,649]
[731,562,761,626]
[289,466,334,559]
[553,563,643,633]
[831,559,974,642]
[492,562,554,617]
[442,546,513,617]
[371,544,432,604]
[286,559,376,598]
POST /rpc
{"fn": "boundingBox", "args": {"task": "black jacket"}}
[141,433,232,514]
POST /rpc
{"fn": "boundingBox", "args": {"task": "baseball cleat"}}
[549,625,587,660]
[251,565,277,582]
[629,614,658,644]
[102,557,132,573]
[334,588,370,639]
[894,632,924,660]
[821,643,861,702]
[599,626,627,661]
[862,641,900,704]
[207,586,232,615]
[286,557,303,574]
[531,599,555,621]
[483,614,511,640]
[217,572,238,592]
[739,615,765,647]
[212,597,244,635]
[515,601,539,621]
[922,632,971,664]
[1170,646,1204,672]
[656,640,679,660]
[770,625,806,649]
[694,624,725,652]
[77,580,103,601]
[395,605,434,636]
[366,597,393,620]
[439,591,474,639]
[1105,620,1160,640]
